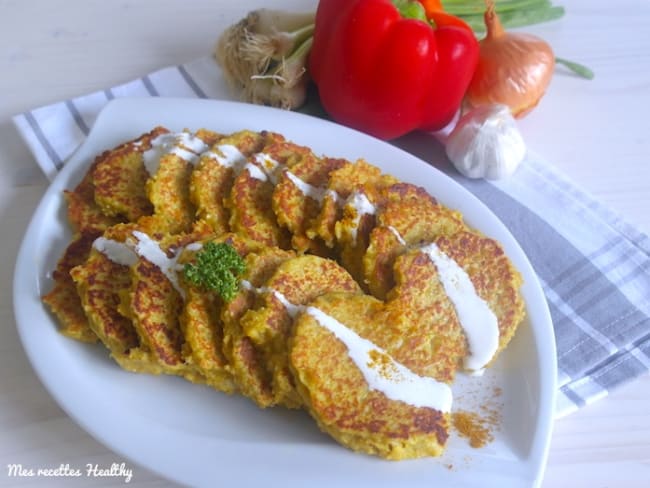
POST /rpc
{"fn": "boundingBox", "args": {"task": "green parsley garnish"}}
[183,242,246,301]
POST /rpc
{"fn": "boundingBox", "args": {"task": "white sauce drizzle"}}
[131,231,186,298]
[305,306,452,412]
[387,226,407,246]
[325,189,344,206]
[239,279,451,412]
[244,162,268,182]
[239,279,257,292]
[285,171,328,203]
[92,237,137,267]
[223,150,346,210]
[271,290,304,318]
[420,242,499,373]
[201,144,247,169]
[240,280,303,318]
[184,242,204,253]
[178,132,210,154]
[253,153,282,184]
[170,146,200,164]
[92,231,202,300]
[143,132,209,174]
[346,191,376,244]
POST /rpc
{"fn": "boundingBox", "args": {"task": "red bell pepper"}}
[309,0,479,140]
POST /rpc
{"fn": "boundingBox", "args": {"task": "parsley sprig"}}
[183,242,246,301]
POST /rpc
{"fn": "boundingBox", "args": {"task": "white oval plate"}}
[14,97,556,487]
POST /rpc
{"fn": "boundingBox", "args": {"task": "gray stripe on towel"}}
[559,384,586,408]
[141,75,159,96]
[557,244,635,301]
[545,237,624,289]
[588,334,650,390]
[23,111,63,170]
[549,299,610,379]
[65,100,90,135]
[177,65,207,98]
[554,261,650,346]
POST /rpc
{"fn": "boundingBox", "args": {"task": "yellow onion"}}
[466,0,555,117]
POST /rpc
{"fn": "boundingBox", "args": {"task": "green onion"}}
[556,57,595,80]
[457,4,566,32]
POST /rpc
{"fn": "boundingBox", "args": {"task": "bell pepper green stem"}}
[392,0,429,22]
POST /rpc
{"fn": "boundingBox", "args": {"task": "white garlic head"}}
[445,104,526,180]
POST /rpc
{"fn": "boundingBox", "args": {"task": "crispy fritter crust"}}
[190,130,270,235]
[239,255,361,408]
[93,127,168,222]
[290,293,451,460]
[220,247,295,407]
[364,183,466,299]
[45,126,526,461]
[42,231,100,343]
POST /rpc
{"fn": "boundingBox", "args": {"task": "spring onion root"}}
[245,37,314,109]
[214,9,315,109]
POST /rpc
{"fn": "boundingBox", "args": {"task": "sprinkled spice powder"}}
[452,410,495,448]
[367,349,400,380]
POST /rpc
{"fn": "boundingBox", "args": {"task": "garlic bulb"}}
[445,104,526,180]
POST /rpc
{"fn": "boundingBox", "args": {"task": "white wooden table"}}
[1,1,649,486]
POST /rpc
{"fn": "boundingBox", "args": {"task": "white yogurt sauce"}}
[170,146,200,164]
[130,231,187,298]
[92,231,202,300]
[184,242,204,253]
[212,149,345,208]
[325,189,344,206]
[253,153,282,184]
[244,162,268,182]
[305,306,452,412]
[92,237,137,267]
[240,280,303,318]
[143,132,209,174]
[270,290,304,318]
[285,171,328,203]
[177,132,209,154]
[239,278,452,412]
[387,226,407,246]
[420,242,499,372]
[201,144,247,169]
[346,191,376,244]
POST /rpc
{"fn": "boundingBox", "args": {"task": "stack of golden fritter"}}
[43,127,525,460]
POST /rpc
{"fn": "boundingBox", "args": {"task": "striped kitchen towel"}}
[11,56,650,418]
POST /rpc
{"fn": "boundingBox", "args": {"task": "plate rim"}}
[13,96,557,487]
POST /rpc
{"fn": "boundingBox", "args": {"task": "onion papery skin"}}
[466,34,555,117]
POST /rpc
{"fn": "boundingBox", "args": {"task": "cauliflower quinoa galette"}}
[43,127,525,460]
